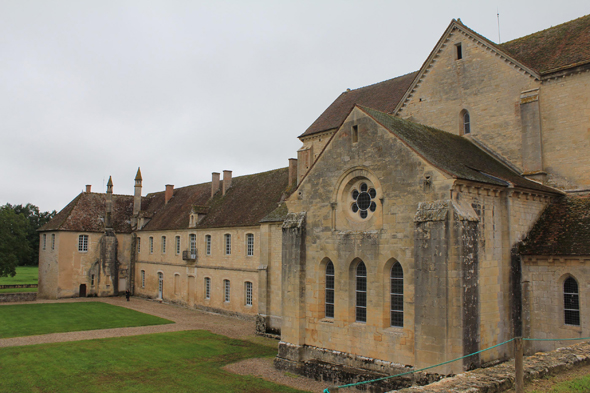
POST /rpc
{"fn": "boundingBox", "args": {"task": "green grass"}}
[0,330,305,393]
[0,287,37,293]
[547,374,590,392]
[0,302,173,338]
[0,266,38,285]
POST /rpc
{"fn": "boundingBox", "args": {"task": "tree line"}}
[0,203,56,277]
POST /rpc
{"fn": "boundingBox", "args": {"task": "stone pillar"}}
[414,200,480,373]
[276,212,307,365]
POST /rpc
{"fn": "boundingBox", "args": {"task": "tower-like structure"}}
[132,168,142,229]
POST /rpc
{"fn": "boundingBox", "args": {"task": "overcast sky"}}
[1,1,588,212]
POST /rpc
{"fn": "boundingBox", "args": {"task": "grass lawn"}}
[0,302,173,338]
[0,330,306,393]
[0,266,38,285]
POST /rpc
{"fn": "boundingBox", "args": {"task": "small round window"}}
[351,182,377,219]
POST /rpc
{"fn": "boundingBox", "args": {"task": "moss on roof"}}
[39,193,134,233]
[500,14,590,74]
[519,196,590,256]
[359,106,559,193]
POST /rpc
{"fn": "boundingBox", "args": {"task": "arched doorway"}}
[79,284,87,297]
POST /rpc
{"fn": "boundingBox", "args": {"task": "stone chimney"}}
[165,185,174,204]
[133,167,142,216]
[105,176,113,229]
[288,158,297,187]
[222,170,232,195]
[86,185,92,193]
[211,172,220,197]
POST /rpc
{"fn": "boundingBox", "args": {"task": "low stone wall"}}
[0,292,37,303]
[0,284,38,289]
[392,341,590,393]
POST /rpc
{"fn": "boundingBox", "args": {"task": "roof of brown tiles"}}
[519,196,590,256]
[39,193,135,233]
[299,71,418,139]
[139,167,290,231]
[500,14,590,74]
[360,106,560,194]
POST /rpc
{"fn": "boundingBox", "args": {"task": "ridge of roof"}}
[299,71,418,139]
[358,105,560,194]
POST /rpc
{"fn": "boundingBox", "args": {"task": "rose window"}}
[351,183,377,219]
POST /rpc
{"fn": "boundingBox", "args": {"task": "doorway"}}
[79,284,87,297]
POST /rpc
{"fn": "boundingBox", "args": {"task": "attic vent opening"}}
[456,43,463,60]
[352,125,359,143]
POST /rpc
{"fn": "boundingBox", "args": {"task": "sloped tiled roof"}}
[140,167,290,231]
[360,106,560,194]
[39,193,134,233]
[519,196,590,256]
[500,14,590,74]
[299,72,418,138]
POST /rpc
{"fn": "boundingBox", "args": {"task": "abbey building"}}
[39,15,590,388]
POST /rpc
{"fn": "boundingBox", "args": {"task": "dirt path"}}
[0,296,333,392]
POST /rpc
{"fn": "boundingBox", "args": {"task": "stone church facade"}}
[39,15,590,387]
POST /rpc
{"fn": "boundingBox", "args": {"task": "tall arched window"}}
[325,261,335,318]
[391,262,404,327]
[564,277,580,326]
[356,261,367,323]
[462,110,471,135]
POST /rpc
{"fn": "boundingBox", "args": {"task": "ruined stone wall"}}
[399,28,539,170]
[523,256,590,354]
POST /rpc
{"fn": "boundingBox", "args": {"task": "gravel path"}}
[0,296,334,392]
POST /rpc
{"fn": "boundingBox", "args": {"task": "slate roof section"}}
[39,193,135,233]
[500,14,590,75]
[140,167,290,231]
[299,72,418,139]
[519,196,590,256]
[359,106,560,194]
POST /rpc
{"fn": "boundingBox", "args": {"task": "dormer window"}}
[456,43,463,60]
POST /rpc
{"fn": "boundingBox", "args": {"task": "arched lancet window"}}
[462,110,471,135]
[356,261,367,323]
[325,261,335,318]
[564,277,580,326]
[390,262,403,327]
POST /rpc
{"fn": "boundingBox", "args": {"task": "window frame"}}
[42,234,46,250]
[246,233,254,257]
[205,277,211,299]
[325,261,335,319]
[564,277,580,326]
[51,234,55,250]
[149,236,154,254]
[175,236,181,255]
[161,236,166,254]
[225,234,231,255]
[141,270,145,288]
[78,235,88,253]
[390,262,404,328]
[189,234,197,256]
[245,281,253,306]
[137,237,141,253]
[461,109,471,135]
[205,234,211,256]
[355,261,367,323]
[224,279,230,302]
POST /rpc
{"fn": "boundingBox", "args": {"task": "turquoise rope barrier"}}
[323,338,515,393]
[524,337,590,341]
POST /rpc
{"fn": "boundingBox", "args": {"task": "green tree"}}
[0,206,31,277]
[1,203,56,268]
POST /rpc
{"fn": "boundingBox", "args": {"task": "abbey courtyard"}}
[37,14,590,388]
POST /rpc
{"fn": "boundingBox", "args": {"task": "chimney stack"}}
[105,176,113,229]
[222,170,232,195]
[288,158,297,187]
[86,185,92,193]
[133,167,142,216]
[165,185,174,204]
[211,172,220,197]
